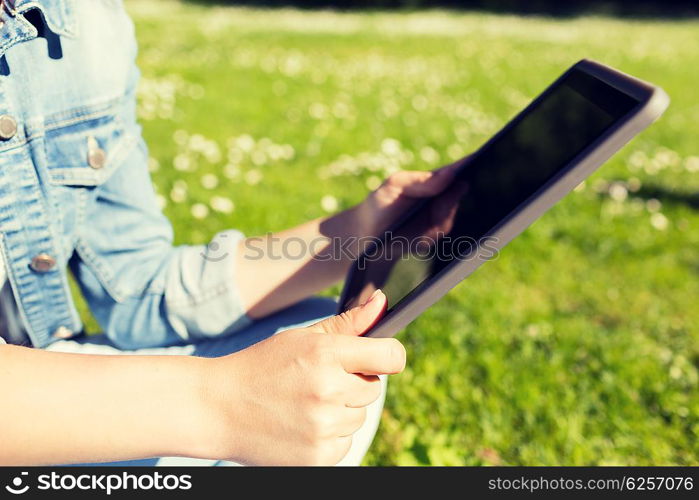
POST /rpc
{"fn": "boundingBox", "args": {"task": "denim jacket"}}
[0,0,250,349]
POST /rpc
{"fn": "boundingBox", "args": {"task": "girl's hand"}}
[201,290,404,465]
[356,158,467,237]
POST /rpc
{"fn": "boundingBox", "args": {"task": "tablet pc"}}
[338,59,669,338]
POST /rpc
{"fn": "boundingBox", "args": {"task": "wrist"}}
[167,356,234,460]
[182,355,251,462]
[351,199,383,239]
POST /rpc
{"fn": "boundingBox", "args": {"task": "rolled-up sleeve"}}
[163,230,252,341]
[73,227,252,350]
[70,134,252,350]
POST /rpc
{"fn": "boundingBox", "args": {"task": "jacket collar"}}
[4,0,75,35]
[0,0,75,57]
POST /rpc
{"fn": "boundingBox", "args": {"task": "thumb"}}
[315,289,387,336]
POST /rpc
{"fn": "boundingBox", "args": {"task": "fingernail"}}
[365,289,382,305]
[435,168,447,176]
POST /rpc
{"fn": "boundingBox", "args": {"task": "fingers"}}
[331,435,354,465]
[335,335,406,375]
[384,163,458,198]
[308,434,354,466]
[337,407,368,437]
[319,293,405,374]
[315,289,387,336]
[385,170,446,198]
[343,373,382,408]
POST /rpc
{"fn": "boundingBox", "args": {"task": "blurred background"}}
[96,0,698,464]
[186,0,699,16]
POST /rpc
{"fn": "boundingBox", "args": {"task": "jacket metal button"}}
[0,115,18,140]
[53,326,73,339]
[88,147,107,169]
[30,254,57,273]
[87,136,107,169]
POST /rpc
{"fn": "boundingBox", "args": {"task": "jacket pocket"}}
[44,104,136,187]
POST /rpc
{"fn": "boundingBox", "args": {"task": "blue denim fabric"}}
[0,0,251,349]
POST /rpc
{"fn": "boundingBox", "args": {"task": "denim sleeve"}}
[70,134,252,350]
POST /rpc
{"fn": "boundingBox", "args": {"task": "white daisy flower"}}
[210,196,235,214]
[170,186,187,203]
[155,194,167,210]
[420,146,440,165]
[381,138,402,157]
[685,156,699,173]
[650,213,669,231]
[174,154,193,172]
[321,195,339,213]
[236,134,255,152]
[191,203,209,220]
[627,177,642,193]
[366,175,382,191]
[201,173,219,190]
[244,169,263,185]
[608,182,628,202]
[173,129,189,145]
[224,164,241,180]
[646,198,662,213]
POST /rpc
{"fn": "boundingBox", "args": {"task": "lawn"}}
[91,0,699,465]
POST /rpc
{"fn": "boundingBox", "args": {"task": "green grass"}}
[92,0,699,465]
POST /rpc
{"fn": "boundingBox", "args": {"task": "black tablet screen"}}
[341,68,639,313]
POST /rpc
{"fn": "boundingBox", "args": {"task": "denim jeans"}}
[45,297,386,467]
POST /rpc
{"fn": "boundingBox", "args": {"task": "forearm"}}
[236,203,373,318]
[0,345,212,465]
[234,166,456,318]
